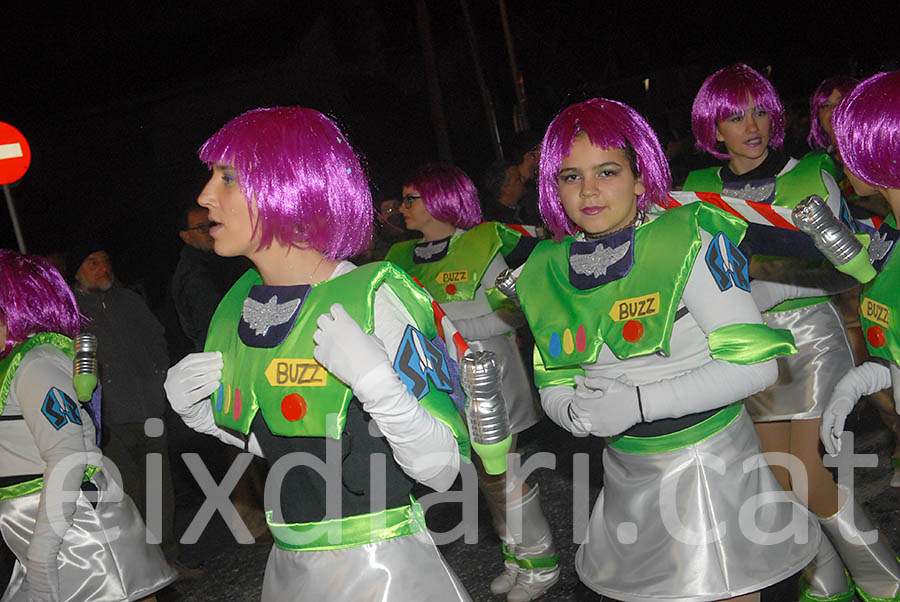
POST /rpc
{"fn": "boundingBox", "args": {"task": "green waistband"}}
[606,403,743,454]
[268,498,425,551]
[0,465,102,502]
[767,296,829,313]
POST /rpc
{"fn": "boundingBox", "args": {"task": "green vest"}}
[385,222,521,304]
[518,203,746,368]
[0,333,74,415]
[682,152,832,210]
[860,214,900,365]
[204,262,470,457]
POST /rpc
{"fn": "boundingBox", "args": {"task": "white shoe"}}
[490,562,519,595]
[506,566,560,602]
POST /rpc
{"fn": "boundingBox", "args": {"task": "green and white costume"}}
[0,335,175,602]
[203,261,472,602]
[386,222,541,433]
[517,203,819,601]
[684,153,854,421]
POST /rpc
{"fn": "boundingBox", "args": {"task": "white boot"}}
[800,532,854,602]
[503,485,559,602]
[820,486,900,600]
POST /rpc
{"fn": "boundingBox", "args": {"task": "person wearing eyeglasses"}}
[172,205,250,353]
[387,164,558,602]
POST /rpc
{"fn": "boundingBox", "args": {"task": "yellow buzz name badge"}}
[265,359,328,387]
[861,297,891,329]
[609,292,660,322]
[436,270,468,284]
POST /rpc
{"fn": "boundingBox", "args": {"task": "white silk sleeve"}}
[640,231,778,421]
[14,347,90,601]
[367,286,460,491]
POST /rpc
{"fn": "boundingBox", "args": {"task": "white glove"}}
[164,352,223,418]
[539,385,590,437]
[821,361,893,456]
[573,375,642,437]
[313,304,391,392]
[164,352,258,454]
[314,303,459,490]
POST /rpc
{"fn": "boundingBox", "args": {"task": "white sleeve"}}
[367,286,460,491]
[641,231,778,421]
[14,347,91,601]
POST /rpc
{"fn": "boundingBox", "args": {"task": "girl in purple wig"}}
[683,64,896,602]
[386,163,558,602]
[0,250,175,602]
[164,107,471,601]
[514,97,815,602]
[818,72,900,601]
[808,76,859,151]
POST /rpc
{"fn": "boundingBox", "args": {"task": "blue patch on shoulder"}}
[41,387,82,430]
[393,325,454,400]
[705,232,750,292]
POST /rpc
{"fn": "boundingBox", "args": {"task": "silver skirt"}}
[745,301,853,421]
[577,409,820,602]
[467,332,541,433]
[261,529,472,602]
[0,471,176,602]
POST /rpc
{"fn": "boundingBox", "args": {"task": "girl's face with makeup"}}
[556,133,644,237]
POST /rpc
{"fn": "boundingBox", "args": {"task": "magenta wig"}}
[403,163,482,229]
[538,98,672,239]
[833,71,900,189]
[0,250,81,358]
[691,64,786,160]
[807,76,859,149]
[199,106,373,260]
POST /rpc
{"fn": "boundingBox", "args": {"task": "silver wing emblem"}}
[869,230,894,262]
[570,241,631,278]
[723,181,776,203]
[242,295,302,336]
[414,240,449,260]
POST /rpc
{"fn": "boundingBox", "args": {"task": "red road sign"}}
[0,122,31,185]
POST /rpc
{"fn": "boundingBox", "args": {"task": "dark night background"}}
[2,1,897,313]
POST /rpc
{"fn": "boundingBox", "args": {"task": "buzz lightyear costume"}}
[386,222,559,599]
[200,261,472,602]
[514,203,819,602]
[818,214,900,601]
[0,334,176,602]
[683,152,855,421]
[385,222,540,432]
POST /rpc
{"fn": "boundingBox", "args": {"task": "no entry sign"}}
[0,122,31,185]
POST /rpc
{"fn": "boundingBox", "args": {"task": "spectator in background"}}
[172,205,248,351]
[71,249,199,579]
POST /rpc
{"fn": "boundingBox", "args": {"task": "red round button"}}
[445,284,457,295]
[281,394,307,421]
[622,320,643,343]
[867,325,886,348]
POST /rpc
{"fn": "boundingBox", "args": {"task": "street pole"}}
[3,184,27,253]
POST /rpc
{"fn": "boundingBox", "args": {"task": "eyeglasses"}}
[185,222,214,233]
[401,194,422,208]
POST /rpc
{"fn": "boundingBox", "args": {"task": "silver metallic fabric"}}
[803,530,851,599]
[466,334,540,434]
[0,472,176,602]
[745,301,853,421]
[577,410,820,602]
[819,486,900,599]
[261,529,472,602]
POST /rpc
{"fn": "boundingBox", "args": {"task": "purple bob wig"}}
[403,163,482,229]
[199,106,373,260]
[691,64,786,160]
[833,71,900,190]
[538,98,672,239]
[0,250,81,358]
[807,76,859,149]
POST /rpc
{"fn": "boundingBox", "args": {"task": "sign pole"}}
[3,184,27,253]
